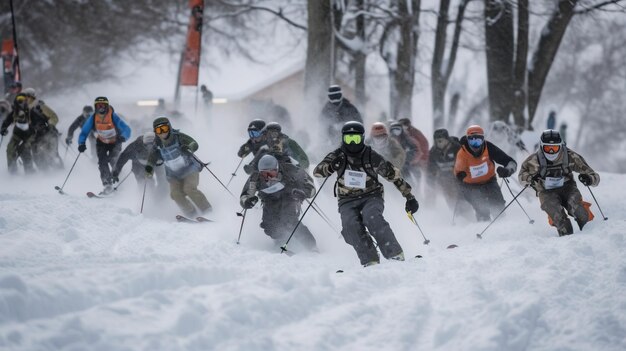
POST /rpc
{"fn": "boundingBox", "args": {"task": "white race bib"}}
[16,122,29,131]
[260,182,285,194]
[544,176,564,190]
[469,162,489,178]
[165,155,187,171]
[345,170,366,189]
[97,128,117,140]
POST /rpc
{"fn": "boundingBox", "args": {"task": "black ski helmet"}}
[341,121,365,135]
[263,122,282,133]
[434,128,449,139]
[248,119,266,132]
[540,129,562,145]
[341,121,365,154]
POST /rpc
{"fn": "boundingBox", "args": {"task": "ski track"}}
[1,173,625,351]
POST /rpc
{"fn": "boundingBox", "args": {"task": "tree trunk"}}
[484,0,515,122]
[393,0,420,119]
[431,0,450,128]
[354,0,367,114]
[511,0,529,128]
[527,0,578,128]
[304,0,333,119]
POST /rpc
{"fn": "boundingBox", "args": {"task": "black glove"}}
[578,174,592,186]
[243,196,258,209]
[530,174,542,185]
[111,170,120,183]
[0,128,7,136]
[145,165,154,178]
[65,137,72,145]
[78,144,86,153]
[405,195,419,214]
[291,188,307,201]
[118,136,126,143]
[329,155,345,173]
[497,166,512,178]
[456,171,467,182]
[243,163,254,175]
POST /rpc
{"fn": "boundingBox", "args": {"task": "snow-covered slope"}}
[1,164,625,350]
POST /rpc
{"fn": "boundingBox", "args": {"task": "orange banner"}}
[180,0,204,86]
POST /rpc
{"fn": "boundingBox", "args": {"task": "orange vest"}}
[94,109,117,144]
[454,145,495,184]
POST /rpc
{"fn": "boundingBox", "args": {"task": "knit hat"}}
[370,122,388,137]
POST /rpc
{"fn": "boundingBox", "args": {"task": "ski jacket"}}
[320,98,363,125]
[240,162,315,207]
[454,137,516,185]
[428,137,461,177]
[1,105,32,138]
[518,148,599,193]
[237,138,266,158]
[67,115,94,141]
[313,145,413,205]
[78,107,131,145]
[114,136,153,175]
[404,126,429,165]
[147,130,201,180]
[366,136,406,170]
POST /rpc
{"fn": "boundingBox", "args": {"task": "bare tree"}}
[304,0,333,117]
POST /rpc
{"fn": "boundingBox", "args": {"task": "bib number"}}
[165,155,187,171]
[469,162,489,179]
[345,170,366,189]
[544,176,564,190]
[16,122,29,131]
[97,128,117,142]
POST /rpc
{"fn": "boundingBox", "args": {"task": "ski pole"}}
[504,178,535,224]
[407,211,430,245]
[586,186,608,220]
[140,178,148,214]
[191,154,236,198]
[306,198,341,236]
[55,153,81,194]
[63,143,69,160]
[476,184,529,239]
[281,176,330,254]
[451,197,460,225]
[226,157,245,188]
[0,135,4,149]
[236,209,247,244]
[113,171,133,191]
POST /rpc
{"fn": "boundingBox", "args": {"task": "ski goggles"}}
[343,134,362,145]
[467,135,484,148]
[95,102,108,110]
[248,130,262,139]
[542,144,561,154]
[15,95,26,103]
[390,127,402,136]
[154,124,170,134]
[260,169,278,180]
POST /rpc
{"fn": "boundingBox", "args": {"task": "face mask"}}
[468,136,484,149]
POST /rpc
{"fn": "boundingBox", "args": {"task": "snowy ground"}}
[1,118,625,350]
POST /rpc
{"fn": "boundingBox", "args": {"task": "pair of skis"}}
[175,215,214,224]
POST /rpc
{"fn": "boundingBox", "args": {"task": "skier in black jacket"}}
[319,85,363,145]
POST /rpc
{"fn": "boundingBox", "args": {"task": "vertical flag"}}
[180,0,204,86]
[1,39,20,93]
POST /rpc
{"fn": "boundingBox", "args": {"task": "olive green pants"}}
[169,172,211,216]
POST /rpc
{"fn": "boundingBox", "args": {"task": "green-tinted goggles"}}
[343,134,362,145]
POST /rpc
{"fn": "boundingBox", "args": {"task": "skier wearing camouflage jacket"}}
[240,154,318,251]
[314,121,419,267]
[519,130,599,236]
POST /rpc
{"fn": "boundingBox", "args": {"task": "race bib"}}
[345,170,366,189]
[164,155,187,171]
[544,176,564,190]
[16,122,29,131]
[97,128,117,141]
[260,182,285,194]
[469,162,489,178]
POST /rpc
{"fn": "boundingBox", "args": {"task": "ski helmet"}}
[328,85,343,104]
[389,121,403,136]
[370,122,388,137]
[398,118,412,127]
[248,119,266,139]
[540,129,563,162]
[94,96,109,114]
[83,105,94,114]
[153,116,171,136]
[341,121,365,154]
[22,88,36,99]
[433,128,449,139]
[341,121,365,135]
[258,154,279,172]
[466,125,485,150]
[263,122,282,133]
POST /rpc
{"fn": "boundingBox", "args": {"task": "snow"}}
[1,142,626,351]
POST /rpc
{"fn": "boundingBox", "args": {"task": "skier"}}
[0,93,35,174]
[66,105,96,158]
[237,119,267,159]
[454,125,517,221]
[146,117,211,217]
[244,122,309,174]
[518,130,599,236]
[428,128,462,208]
[78,97,131,194]
[366,122,406,169]
[320,85,363,145]
[22,88,63,170]
[240,154,319,251]
[112,131,164,187]
[389,120,423,179]
[397,118,429,168]
[313,121,419,267]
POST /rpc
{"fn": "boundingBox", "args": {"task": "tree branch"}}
[574,0,626,14]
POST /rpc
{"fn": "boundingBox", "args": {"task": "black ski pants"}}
[96,140,121,186]
[460,177,505,221]
[261,197,317,251]
[338,195,403,265]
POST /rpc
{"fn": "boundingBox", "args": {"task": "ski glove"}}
[530,173,542,185]
[578,174,592,186]
[0,128,7,136]
[456,171,467,182]
[145,165,154,178]
[243,163,254,175]
[496,166,512,178]
[405,195,419,214]
[329,155,345,173]
[291,188,307,201]
[65,137,72,145]
[243,196,258,209]
[78,144,86,153]
[117,136,126,143]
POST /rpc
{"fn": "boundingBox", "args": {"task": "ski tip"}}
[336,270,344,273]
[529,220,535,224]
[54,186,61,190]
[423,240,430,245]
[476,233,483,239]
[415,255,423,258]
[86,192,96,198]
[196,217,214,222]
[447,244,458,249]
